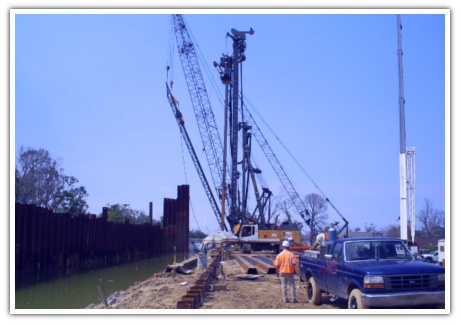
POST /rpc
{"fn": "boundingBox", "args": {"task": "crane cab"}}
[240,224,258,240]
[237,223,302,252]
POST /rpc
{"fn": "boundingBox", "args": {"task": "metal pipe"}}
[397,14,408,241]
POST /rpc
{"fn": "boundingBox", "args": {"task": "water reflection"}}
[14,252,193,309]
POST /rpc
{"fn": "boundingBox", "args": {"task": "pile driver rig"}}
[166,14,346,246]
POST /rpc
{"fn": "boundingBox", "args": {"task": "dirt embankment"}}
[86,250,345,311]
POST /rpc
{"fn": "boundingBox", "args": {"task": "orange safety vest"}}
[273,250,298,274]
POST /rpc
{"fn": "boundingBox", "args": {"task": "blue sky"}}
[12,10,447,234]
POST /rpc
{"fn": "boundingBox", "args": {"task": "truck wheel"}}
[307,277,322,305]
[348,289,369,309]
[425,257,433,263]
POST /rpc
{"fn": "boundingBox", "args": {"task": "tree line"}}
[15,146,89,215]
[271,190,445,241]
[15,147,157,225]
[15,147,445,240]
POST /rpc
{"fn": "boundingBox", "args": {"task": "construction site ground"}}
[85,249,346,312]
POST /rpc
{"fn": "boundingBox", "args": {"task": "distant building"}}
[414,238,439,248]
[438,239,445,267]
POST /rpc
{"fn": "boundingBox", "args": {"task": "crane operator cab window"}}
[241,225,255,237]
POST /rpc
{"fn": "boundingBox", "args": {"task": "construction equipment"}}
[397,15,416,245]
[165,83,226,230]
[170,14,272,232]
[168,14,335,247]
[171,14,232,225]
[235,221,302,252]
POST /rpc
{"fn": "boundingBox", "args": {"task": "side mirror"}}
[324,254,333,261]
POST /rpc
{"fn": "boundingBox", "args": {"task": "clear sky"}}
[12,10,447,235]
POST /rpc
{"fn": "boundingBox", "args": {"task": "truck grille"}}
[385,274,438,290]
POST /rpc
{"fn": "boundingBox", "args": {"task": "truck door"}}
[325,242,348,298]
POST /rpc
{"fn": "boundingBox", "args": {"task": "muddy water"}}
[14,252,194,309]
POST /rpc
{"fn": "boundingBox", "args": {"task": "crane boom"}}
[165,83,226,230]
[241,103,322,236]
[171,14,232,218]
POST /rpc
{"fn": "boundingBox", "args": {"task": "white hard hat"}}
[282,240,290,247]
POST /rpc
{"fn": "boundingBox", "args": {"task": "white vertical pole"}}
[397,14,408,241]
[399,153,408,241]
[407,148,416,243]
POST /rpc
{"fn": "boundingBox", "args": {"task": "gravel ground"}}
[85,250,346,312]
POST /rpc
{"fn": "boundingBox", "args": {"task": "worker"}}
[273,240,299,303]
[223,243,228,259]
[203,242,207,256]
[313,232,329,249]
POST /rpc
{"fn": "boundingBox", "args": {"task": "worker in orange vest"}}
[273,240,299,303]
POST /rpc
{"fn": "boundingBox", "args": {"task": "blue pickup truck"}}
[299,237,445,309]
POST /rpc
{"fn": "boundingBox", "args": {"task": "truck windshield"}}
[345,241,414,261]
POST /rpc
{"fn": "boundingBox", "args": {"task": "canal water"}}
[14,252,194,309]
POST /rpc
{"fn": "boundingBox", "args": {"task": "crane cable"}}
[243,96,347,221]
[179,16,330,225]
[187,21,269,193]
[169,17,201,232]
[187,19,261,211]
[180,135,202,232]
[167,16,176,86]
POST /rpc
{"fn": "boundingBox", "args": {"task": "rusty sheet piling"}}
[234,256,258,274]
[162,185,190,254]
[253,256,277,274]
[176,255,222,309]
[233,255,276,275]
[15,184,190,280]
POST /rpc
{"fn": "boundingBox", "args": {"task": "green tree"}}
[15,146,89,214]
[102,203,150,224]
[54,176,89,214]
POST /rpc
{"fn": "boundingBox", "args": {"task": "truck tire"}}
[348,289,369,309]
[424,257,433,263]
[307,277,322,305]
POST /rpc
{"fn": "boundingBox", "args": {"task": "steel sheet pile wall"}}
[162,185,190,254]
[15,184,190,278]
[15,203,163,278]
